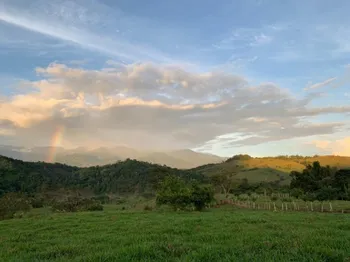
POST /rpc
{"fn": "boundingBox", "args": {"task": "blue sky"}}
[0,0,349,156]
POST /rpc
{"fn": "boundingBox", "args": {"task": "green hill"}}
[0,155,205,197]
[191,155,350,185]
[1,154,349,197]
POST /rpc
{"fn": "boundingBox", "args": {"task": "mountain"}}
[0,145,224,169]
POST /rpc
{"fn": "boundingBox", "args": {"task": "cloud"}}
[0,0,183,63]
[1,62,350,150]
[250,33,272,46]
[309,137,350,156]
[213,27,273,50]
[304,77,337,90]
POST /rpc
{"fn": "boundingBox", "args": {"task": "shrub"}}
[250,193,259,202]
[301,192,317,202]
[238,194,249,201]
[316,187,338,201]
[144,204,153,211]
[290,188,303,199]
[91,195,110,204]
[114,197,127,205]
[270,195,278,201]
[51,197,103,212]
[85,200,104,211]
[281,197,292,202]
[0,192,31,220]
[226,154,252,162]
[30,197,45,208]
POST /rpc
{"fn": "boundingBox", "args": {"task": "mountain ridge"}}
[0,145,224,169]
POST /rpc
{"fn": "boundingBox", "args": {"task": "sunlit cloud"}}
[1,62,350,152]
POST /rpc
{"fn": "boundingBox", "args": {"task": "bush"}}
[281,197,292,202]
[91,195,110,204]
[290,188,303,199]
[114,197,127,205]
[30,197,45,208]
[316,187,338,201]
[301,192,317,202]
[270,195,278,201]
[0,192,31,220]
[226,154,252,162]
[238,194,249,201]
[250,193,259,202]
[51,197,103,212]
[86,200,104,211]
[144,204,153,211]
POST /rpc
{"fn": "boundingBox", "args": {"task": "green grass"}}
[0,207,350,261]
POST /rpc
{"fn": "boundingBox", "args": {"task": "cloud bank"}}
[1,62,349,152]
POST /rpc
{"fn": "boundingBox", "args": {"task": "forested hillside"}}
[1,154,349,200]
[0,155,205,197]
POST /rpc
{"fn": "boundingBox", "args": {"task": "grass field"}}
[0,206,350,261]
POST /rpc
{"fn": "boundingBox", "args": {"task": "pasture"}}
[0,206,349,261]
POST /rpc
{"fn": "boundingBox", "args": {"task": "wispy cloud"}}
[304,77,337,91]
[213,27,274,51]
[250,33,272,46]
[0,1,182,64]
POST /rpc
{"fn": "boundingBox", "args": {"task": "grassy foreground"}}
[0,207,350,262]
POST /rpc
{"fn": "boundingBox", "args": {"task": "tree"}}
[211,170,240,197]
[156,176,214,211]
[333,169,350,200]
[290,161,335,193]
[191,184,214,211]
[290,161,348,201]
[156,176,192,210]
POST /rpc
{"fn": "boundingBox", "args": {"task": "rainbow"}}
[47,125,65,163]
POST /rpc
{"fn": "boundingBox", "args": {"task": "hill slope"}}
[191,155,350,185]
[0,155,205,196]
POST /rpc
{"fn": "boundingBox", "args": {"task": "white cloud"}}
[1,62,350,150]
[250,33,272,46]
[304,77,337,90]
[309,137,350,156]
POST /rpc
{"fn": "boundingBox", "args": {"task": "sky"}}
[0,0,350,157]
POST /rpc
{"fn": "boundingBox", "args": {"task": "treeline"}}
[290,161,350,201]
[0,155,79,195]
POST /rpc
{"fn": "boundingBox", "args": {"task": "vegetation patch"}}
[0,192,31,220]
[51,197,103,212]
